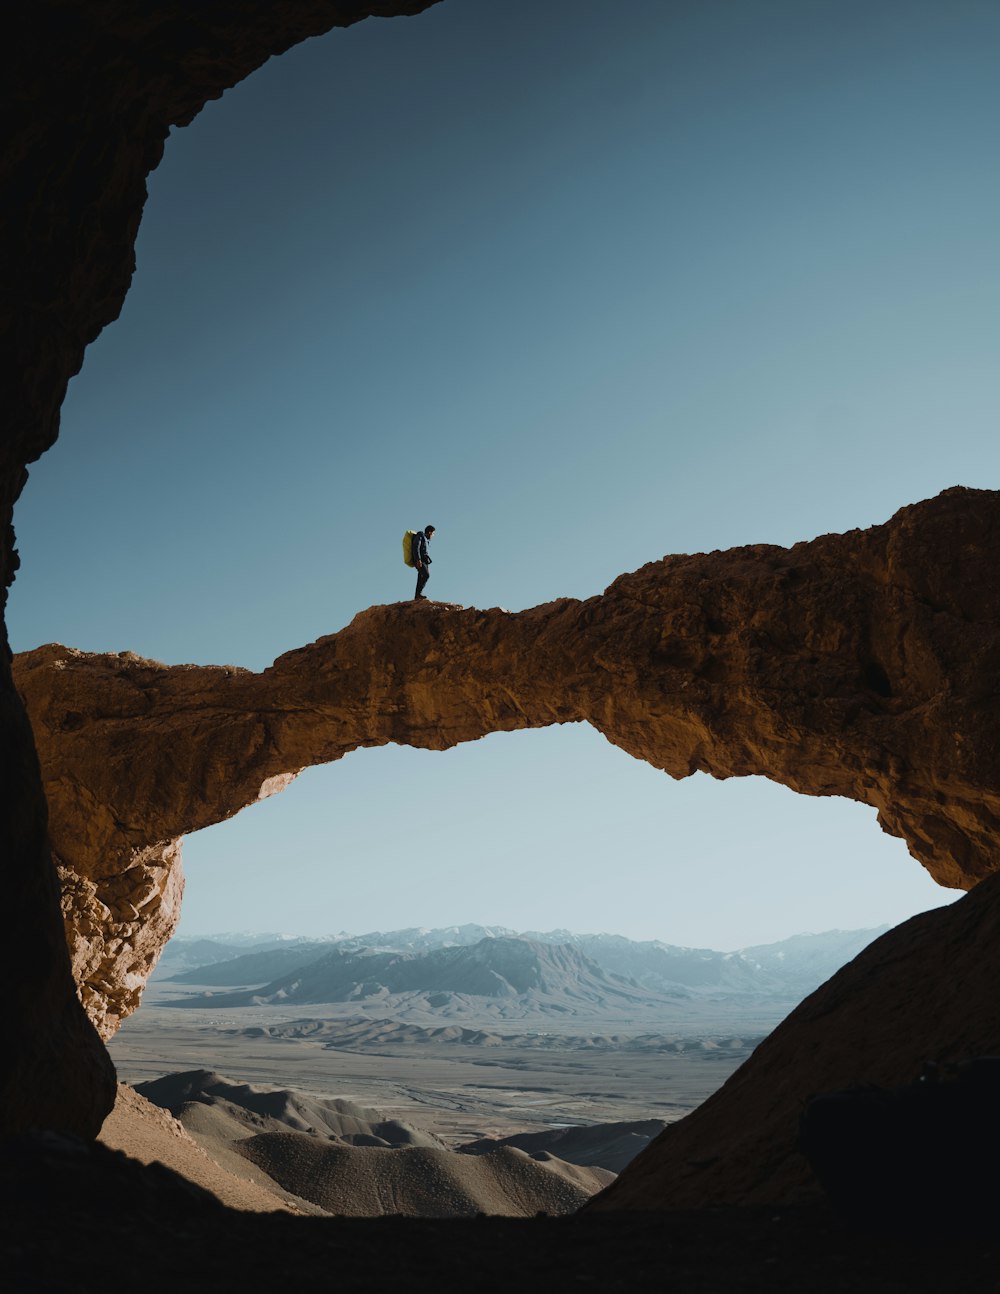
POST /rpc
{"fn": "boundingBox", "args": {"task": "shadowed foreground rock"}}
[14,486,1000,1036]
[0,682,116,1138]
[589,868,1000,1210]
[0,0,438,1135]
[1,1133,993,1293]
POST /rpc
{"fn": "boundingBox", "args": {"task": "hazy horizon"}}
[170,917,893,956]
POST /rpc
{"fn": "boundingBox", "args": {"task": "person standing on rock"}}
[414,525,436,600]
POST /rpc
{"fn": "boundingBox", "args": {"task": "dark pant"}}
[414,565,430,598]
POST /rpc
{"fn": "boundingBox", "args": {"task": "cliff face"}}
[590,867,1000,1210]
[1,0,438,1134]
[15,487,1000,1039]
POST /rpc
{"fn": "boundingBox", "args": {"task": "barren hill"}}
[135,1069,609,1217]
[238,1131,608,1217]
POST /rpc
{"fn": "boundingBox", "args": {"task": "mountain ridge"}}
[172,936,681,1017]
[163,923,889,1003]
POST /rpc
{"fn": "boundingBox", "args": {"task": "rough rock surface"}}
[590,867,1000,1210]
[1,0,438,1132]
[7,1136,993,1294]
[14,487,1000,1039]
[98,1082,301,1213]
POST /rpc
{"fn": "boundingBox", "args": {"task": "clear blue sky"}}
[11,0,999,946]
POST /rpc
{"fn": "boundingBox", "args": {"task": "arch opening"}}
[177,726,954,949]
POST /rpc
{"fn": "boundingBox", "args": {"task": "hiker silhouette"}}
[413,525,435,600]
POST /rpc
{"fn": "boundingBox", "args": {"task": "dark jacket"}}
[414,530,432,566]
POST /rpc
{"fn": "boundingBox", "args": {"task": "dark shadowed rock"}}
[2,1131,995,1290]
[591,871,1000,1209]
[1,0,439,1133]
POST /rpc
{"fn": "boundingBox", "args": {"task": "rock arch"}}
[14,485,1000,1035]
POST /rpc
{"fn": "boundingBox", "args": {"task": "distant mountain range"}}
[172,936,690,1019]
[162,922,888,1005]
[530,928,891,1000]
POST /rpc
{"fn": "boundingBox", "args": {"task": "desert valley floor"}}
[110,978,788,1146]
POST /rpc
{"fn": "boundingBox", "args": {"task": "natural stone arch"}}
[14,485,1000,1036]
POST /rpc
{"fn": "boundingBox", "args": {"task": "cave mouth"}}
[6,0,997,1168]
[105,720,961,1218]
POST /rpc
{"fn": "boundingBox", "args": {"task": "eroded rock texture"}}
[15,487,1000,1039]
[2,1,437,1132]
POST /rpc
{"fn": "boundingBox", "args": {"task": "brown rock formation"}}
[1,1,439,1133]
[2,9,996,1209]
[590,868,1000,1210]
[15,487,1000,1040]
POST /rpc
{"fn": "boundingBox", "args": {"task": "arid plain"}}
[110,978,784,1145]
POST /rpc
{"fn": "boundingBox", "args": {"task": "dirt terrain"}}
[109,980,783,1146]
